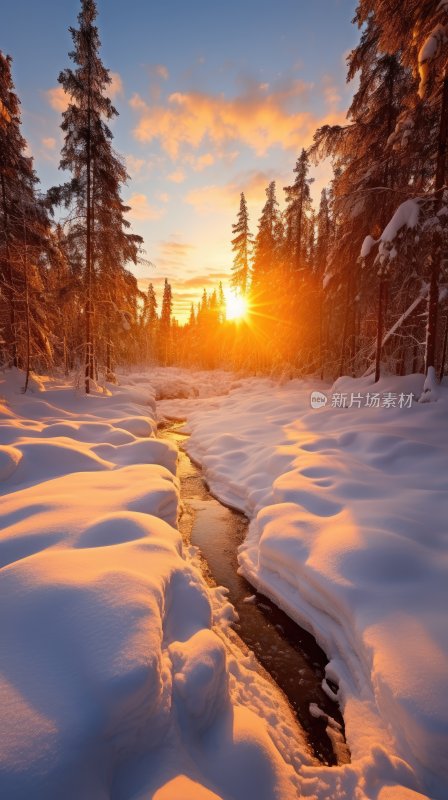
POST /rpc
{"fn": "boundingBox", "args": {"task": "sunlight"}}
[225,290,248,321]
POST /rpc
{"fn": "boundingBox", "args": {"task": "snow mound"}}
[164,368,448,800]
[0,369,305,800]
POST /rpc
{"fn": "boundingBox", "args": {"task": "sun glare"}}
[225,291,248,321]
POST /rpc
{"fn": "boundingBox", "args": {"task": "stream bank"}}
[159,420,350,767]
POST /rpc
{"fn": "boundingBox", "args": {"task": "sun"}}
[225,290,248,321]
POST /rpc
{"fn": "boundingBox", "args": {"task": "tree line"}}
[164,0,448,391]
[2,0,448,392]
[0,0,148,392]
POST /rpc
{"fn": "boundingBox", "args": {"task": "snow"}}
[3,364,447,800]
[158,367,448,800]
[360,233,377,259]
[0,367,309,800]
[361,199,422,274]
[418,23,448,96]
[380,199,421,243]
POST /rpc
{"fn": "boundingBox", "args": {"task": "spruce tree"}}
[359,0,448,382]
[283,150,313,276]
[160,278,173,364]
[231,192,252,295]
[312,12,414,378]
[0,52,51,380]
[251,182,281,294]
[53,0,142,392]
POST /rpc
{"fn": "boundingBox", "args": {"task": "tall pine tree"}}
[53,0,142,391]
[0,52,51,382]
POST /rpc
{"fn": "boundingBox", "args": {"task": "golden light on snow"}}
[225,290,248,321]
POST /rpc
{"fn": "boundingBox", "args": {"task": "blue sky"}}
[2,0,358,320]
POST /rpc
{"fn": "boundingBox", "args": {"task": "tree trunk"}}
[375,277,386,383]
[439,314,448,382]
[1,173,18,367]
[85,58,93,394]
[425,72,448,374]
[338,278,350,376]
[21,192,31,393]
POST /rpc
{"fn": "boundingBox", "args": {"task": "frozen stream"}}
[159,421,350,767]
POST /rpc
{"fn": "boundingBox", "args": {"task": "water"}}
[159,421,350,767]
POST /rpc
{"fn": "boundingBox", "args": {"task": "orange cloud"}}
[131,80,346,159]
[158,238,195,266]
[46,70,123,114]
[322,75,341,110]
[126,193,164,221]
[109,71,124,98]
[125,154,145,177]
[185,152,215,171]
[46,86,68,112]
[42,136,56,150]
[185,169,276,214]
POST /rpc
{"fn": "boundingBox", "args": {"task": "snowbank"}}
[0,368,307,800]
[158,368,448,800]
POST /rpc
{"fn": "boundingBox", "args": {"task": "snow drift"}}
[0,369,306,800]
[158,367,448,800]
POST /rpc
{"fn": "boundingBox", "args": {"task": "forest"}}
[1,3,448,800]
[1,1,448,396]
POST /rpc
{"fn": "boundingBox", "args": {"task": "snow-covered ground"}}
[2,365,447,800]
[0,368,311,800]
[157,367,448,800]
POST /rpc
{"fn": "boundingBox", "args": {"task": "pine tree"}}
[52,0,142,392]
[231,192,252,295]
[360,0,448,382]
[312,12,414,378]
[145,282,158,326]
[159,278,173,364]
[139,281,157,363]
[218,280,226,323]
[251,182,281,294]
[0,52,51,381]
[315,189,332,375]
[283,150,313,275]
[315,189,330,280]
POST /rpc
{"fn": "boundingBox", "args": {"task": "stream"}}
[159,421,350,767]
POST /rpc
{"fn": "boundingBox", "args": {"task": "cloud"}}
[180,272,229,288]
[322,75,341,110]
[126,193,164,221]
[184,152,215,171]
[125,154,145,177]
[130,78,346,159]
[185,169,276,214]
[42,136,56,150]
[158,238,195,265]
[46,86,68,112]
[46,70,123,113]
[168,169,186,183]
[110,71,124,98]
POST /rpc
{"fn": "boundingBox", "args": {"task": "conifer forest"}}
[1,4,448,800]
[2,1,448,392]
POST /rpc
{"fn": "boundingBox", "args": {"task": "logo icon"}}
[310,391,328,409]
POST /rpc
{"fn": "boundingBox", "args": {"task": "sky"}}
[2,0,358,321]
